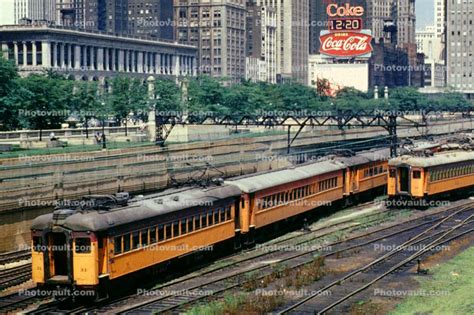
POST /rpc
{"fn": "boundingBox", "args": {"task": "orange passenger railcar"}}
[30,149,389,298]
[227,149,389,241]
[388,150,474,201]
[31,186,241,298]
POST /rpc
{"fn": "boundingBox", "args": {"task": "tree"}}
[0,56,20,131]
[389,87,429,111]
[70,81,102,138]
[109,77,148,136]
[153,78,182,112]
[187,76,225,114]
[17,74,71,140]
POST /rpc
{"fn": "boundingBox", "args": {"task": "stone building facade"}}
[0,25,198,83]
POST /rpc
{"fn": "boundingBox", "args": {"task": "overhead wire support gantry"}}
[155,109,474,157]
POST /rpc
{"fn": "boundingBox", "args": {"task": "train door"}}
[50,232,68,276]
[399,167,410,193]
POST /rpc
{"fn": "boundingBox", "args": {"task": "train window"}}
[132,232,140,249]
[32,236,43,252]
[413,171,421,179]
[389,169,396,178]
[240,198,245,209]
[208,212,214,226]
[114,236,122,254]
[181,219,187,235]
[201,214,207,228]
[74,237,91,254]
[141,230,148,247]
[195,216,201,229]
[214,210,219,224]
[220,208,226,222]
[188,218,194,233]
[123,234,131,252]
[226,206,231,220]
[75,239,90,254]
[150,227,157,244]
[173,222,179,237]
[165,224,172,239]
[158,225,164,242]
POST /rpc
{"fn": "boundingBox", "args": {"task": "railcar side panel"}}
[251,171,344,229]
[387,167,396,196]
[72,235,99,286]
[108,215,235,280]
[426,173,474,196]
[409,168,425,197]
[357,162,388,193]
[31,234,45,284]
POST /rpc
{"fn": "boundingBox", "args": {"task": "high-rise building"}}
[128,0,174,40]
[245,1,277,83]
[14,0,57,24]
[446,0,474,95]
[366,0,391,43]
[57,0,128,34]
[365,0,417,66]
[56,0,86,28]
[433,0,445,62]
[173,0,247,82]
[254,0,309,84]
[416,25,437,59]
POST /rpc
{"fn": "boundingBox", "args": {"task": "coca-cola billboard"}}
[320,31,373,58]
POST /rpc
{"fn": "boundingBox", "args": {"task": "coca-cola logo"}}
[319,32,373,57]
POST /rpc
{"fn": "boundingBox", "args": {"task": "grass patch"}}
[390,245,474,315]
[185,292,285,315]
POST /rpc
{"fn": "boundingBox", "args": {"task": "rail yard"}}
[1,134,474,314]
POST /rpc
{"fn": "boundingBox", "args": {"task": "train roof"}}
[337,148,390,167]
[388,150,474,168]
[31,184,241,232]
[226,160,346,193]
[226,148,390,193]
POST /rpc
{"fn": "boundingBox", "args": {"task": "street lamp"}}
[101,101,106,149]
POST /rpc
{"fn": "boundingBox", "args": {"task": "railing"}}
[0,126,144,142]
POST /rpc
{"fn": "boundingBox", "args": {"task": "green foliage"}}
[0,57,20,130]
[15,74,71,131]
[109,77,148,123]
[0,52,472,133]
[388,87,429,110]
[153,78,182,112]
[187,75,225,113]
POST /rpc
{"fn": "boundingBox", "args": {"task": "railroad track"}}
[0,249,30,266]
[0,264,32,290]
[16,201,390,314]
[277,207,474,314]
[0,290,46,314]
[84,201,474,314]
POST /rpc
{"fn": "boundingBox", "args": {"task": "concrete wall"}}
[0,117,472,251]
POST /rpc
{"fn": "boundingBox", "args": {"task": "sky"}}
[416,0,435,30]
[0,0,434,30]
[0,0,14,25]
